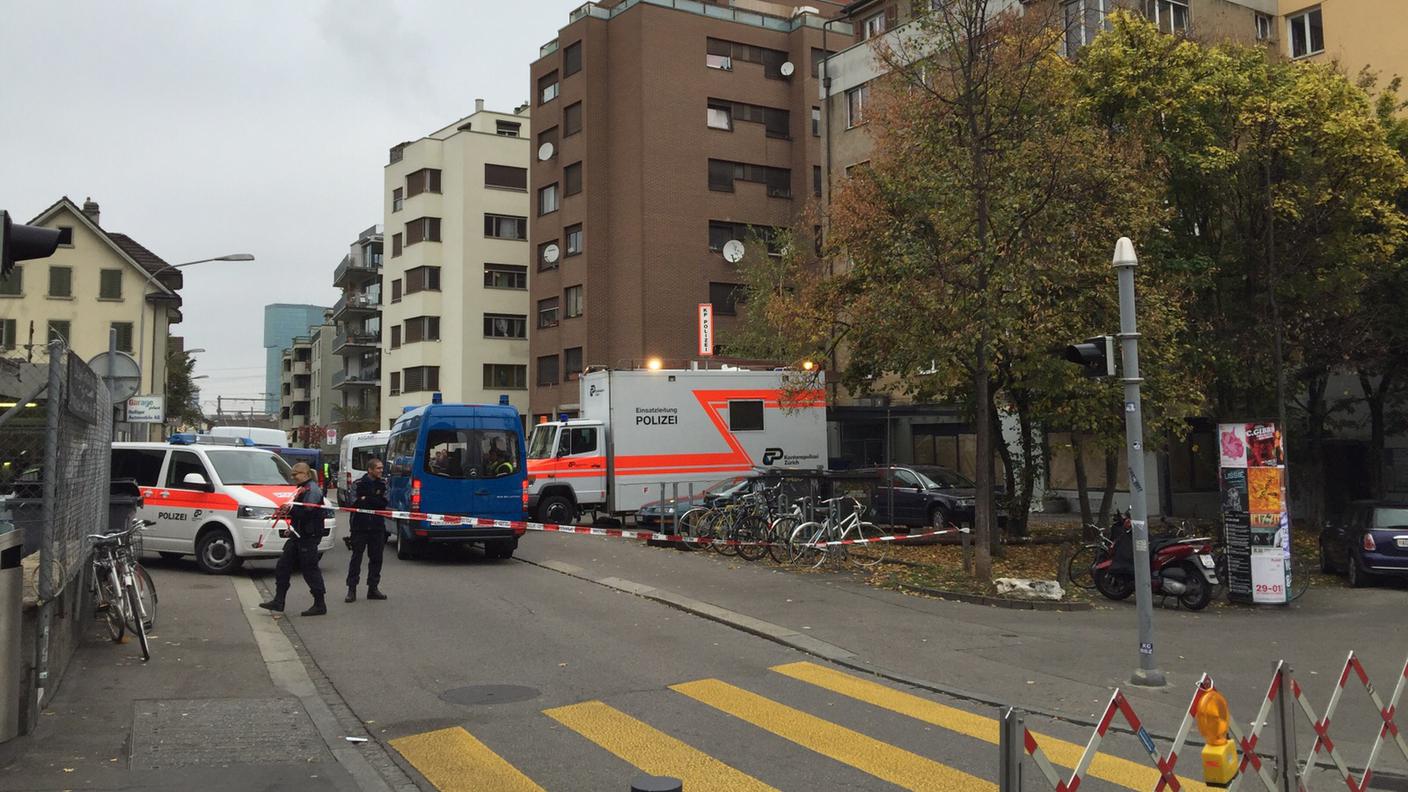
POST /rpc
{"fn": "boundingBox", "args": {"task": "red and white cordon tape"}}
[286,501,966,548]
[1024,688,1181,792]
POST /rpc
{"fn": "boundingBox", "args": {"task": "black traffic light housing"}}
[1064,335,1117,378]
[2,210,64,280]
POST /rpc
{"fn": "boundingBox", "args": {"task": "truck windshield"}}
[205,450,294,485]
[528,425,557,459]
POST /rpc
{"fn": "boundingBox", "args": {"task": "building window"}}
[565,224,583,256]
[707,99,788,138]
[537,355,560,386]
[484,364,527,390]
[405,168,442,197]
[112,322,134,353]
[813,166,823,197]
[728,399,765,431]
[485,214,528,240]
[405,265,441,293]
[710,282,745,316]
[564,347,583,380]
[708,221,781,254]
[708,159,791,198]
[392,233,402,257]
[539,70,560,104]
[810,48,833,78]
[563,40,582,76]
[707,38,788,79]
[846,84,869,128]
[484,263,527,289]
[564,102,583,136]
[48,320,70,343]
[564,162,583,196]
[496,120,522,137]
[706,52,733,70]
[99,268,123,299]
[538,240,560,271]
[405,217,440,245]
[539,183,559,215]
[390,325,401,349]
[0,266,20,296]
[707,101,733,130]
[812,106,821,137]
[538,297,560,328]
[1144,0,1189,35]
[1063,0,1110,55]
[1255,12,1272,40]
[484,314,527,339]
[403,316,440,343]
[390,371,401,395]
[392,188,403,212]
[539,127,558,156]
[1288,7,1323,57]
[564,285,583,318]
[391,279,402,302]
[485,164,527,190]
[403,366,440,393]
[48,265,72,298]
[56,226,73,247]
[0,319,15,350]
[861,12,886,40]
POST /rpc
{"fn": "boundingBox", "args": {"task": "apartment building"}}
[528,0,852,420]
[279,334,313,434]
[331,225,383,428]
[0,197,183,439]
[381,101,532,425]
[264,304,329,413]
[1277,0,1406,85]
[280,310,338,446]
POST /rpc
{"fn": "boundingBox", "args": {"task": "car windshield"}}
[527,425,557,460]
[205,450,294,485]
[910,466,975,489]
[1373,507,1408,530]
[704,476,750,495]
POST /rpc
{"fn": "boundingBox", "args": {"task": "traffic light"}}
[1,210,63,279]
[1064,335,1117,378]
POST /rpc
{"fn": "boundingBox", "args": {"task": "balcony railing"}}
[333,292,378,317]
[333,368,380,389]
[333,255,381,286]
[333,331,381,353]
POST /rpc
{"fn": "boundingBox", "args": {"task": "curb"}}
[898,583,1093,612]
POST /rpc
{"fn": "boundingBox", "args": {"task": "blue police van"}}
[385,394,528,560]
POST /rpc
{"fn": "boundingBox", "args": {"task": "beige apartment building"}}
[1277,0,1406,86]
[0,197,181,439]
[381,102,532,425]
[331,226,383,428]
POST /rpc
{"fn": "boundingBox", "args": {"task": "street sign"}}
[698,303,714,356]
[88,350,141,404]
[326,427,338,446]
[126,395,165,423]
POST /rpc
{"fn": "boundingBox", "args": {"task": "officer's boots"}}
[345,586,357,603]
[367,587,387,600]
[302,594,328,617]
[258,588,287,612]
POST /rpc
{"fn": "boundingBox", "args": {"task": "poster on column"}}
[1218,421,1289,604]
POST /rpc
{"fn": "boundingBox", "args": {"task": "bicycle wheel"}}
[97,565,124,643]
[1066,544,1100,590]
[848,522,888,568]
[789,522,825,568]
[130,563,158,631]
[677,507,711,549]
[1288,551,1312,602]
[766,516,800,564]
[716,511,741,557]
[734,515,769,561]
[124,575,150,661]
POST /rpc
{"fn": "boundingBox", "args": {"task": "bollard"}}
[961,527,973,575]
[998,707,1024,792]
[1274,663,1297,792]
[631,774,683,792]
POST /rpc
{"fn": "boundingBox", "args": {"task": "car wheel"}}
[1346,550,1372,588]
[158,552,183,561]
[397,533,418,561]
[538,495,575,526]
[195,528,243,575]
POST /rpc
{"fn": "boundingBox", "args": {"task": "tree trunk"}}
[1359,371,1391,500]
[988,395,1017,550]
[1302,373,1329,531]
[1097,448,1118,528]
[1073,433,1094,537]
[1012,388,1036,538]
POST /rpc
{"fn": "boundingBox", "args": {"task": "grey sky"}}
[0,0,565,410]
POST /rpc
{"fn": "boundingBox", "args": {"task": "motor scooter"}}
[1093,516,1219,610]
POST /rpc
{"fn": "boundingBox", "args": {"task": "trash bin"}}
[107,479,143,535]
[0,525,23,743]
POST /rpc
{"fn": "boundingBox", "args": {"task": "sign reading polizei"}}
[126,395,165,423]
[698,303,714,356]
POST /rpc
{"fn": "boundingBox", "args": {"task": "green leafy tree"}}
[164,341,205,429]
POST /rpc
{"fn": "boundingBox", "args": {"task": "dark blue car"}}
[1320,500,1408,587]
[385,395,528,560]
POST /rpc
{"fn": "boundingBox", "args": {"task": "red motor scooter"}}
[1093,515,1219,610]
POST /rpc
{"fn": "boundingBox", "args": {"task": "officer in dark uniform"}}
[260,462,329,616]
[345,458,389,603]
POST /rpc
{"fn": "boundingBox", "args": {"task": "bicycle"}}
[89,519,157,661]
[788,496,886,569]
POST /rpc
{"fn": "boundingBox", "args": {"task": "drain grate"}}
[438,685,540,707]
[130,698,327,769]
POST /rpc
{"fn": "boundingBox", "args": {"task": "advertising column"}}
[1218,421,1289,604]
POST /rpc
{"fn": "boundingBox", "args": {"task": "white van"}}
[337,430,391,540]
[111,434,335,574]
[208,425,287,447]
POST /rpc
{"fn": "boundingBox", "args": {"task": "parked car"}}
[1320,500,1408,587]
[858,465,1006,530]
[637,475,761,527]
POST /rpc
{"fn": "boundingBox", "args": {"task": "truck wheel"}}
[485,539,517,560]
[538,495,576,526]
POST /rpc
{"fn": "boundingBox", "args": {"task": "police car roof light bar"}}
[168,433,252,446]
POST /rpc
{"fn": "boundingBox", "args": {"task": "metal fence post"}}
[1275,663,1297,792]
[31,342,64,727]
[999,707,1024,792]
[961,527,973,574]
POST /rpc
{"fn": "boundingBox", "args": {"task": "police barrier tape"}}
[1010,650,1408,792]
[279,500,967,548]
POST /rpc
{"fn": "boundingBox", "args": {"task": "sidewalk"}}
[0,562,363,792]
[517,532,1408,774]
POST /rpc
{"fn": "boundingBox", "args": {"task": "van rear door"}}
[474,417,525,519]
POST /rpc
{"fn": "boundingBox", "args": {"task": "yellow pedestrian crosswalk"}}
[390,662,1205,791]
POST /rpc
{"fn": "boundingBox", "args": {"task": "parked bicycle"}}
[788,496,887,569]
[89,518,157,661]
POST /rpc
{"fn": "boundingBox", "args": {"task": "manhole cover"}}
[439,685,540,706]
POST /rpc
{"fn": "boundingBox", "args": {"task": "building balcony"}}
[291,388,309,402]
[291,360,310,375]
[333,368,381,390]
[284,414,308,428]
[333,255,382,288]
[333,292,379,319]
[333,331,381,354]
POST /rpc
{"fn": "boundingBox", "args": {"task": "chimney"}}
[475,98,485,113]
[82,197,100,226]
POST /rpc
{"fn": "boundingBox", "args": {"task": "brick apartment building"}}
[528,0,852,420]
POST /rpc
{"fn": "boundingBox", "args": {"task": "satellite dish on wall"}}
[542,243,561,264]
[538,142,555,161]
[722,240,746,263]
[779,61,795,78]
[87,351,142,403]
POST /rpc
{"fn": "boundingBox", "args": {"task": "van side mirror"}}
[182,472,212,491]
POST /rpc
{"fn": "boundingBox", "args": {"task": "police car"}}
[110,434,335,574]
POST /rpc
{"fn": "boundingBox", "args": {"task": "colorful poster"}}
[1219,421,1289,605]
[1246,422,1282,467]
[1247,467,1284,513]
[1219,424,1248,468]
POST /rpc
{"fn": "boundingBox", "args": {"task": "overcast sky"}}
[0,0,565,411]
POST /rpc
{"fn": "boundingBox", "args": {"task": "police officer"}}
[259,462,329,616]
[345,458,389,603]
